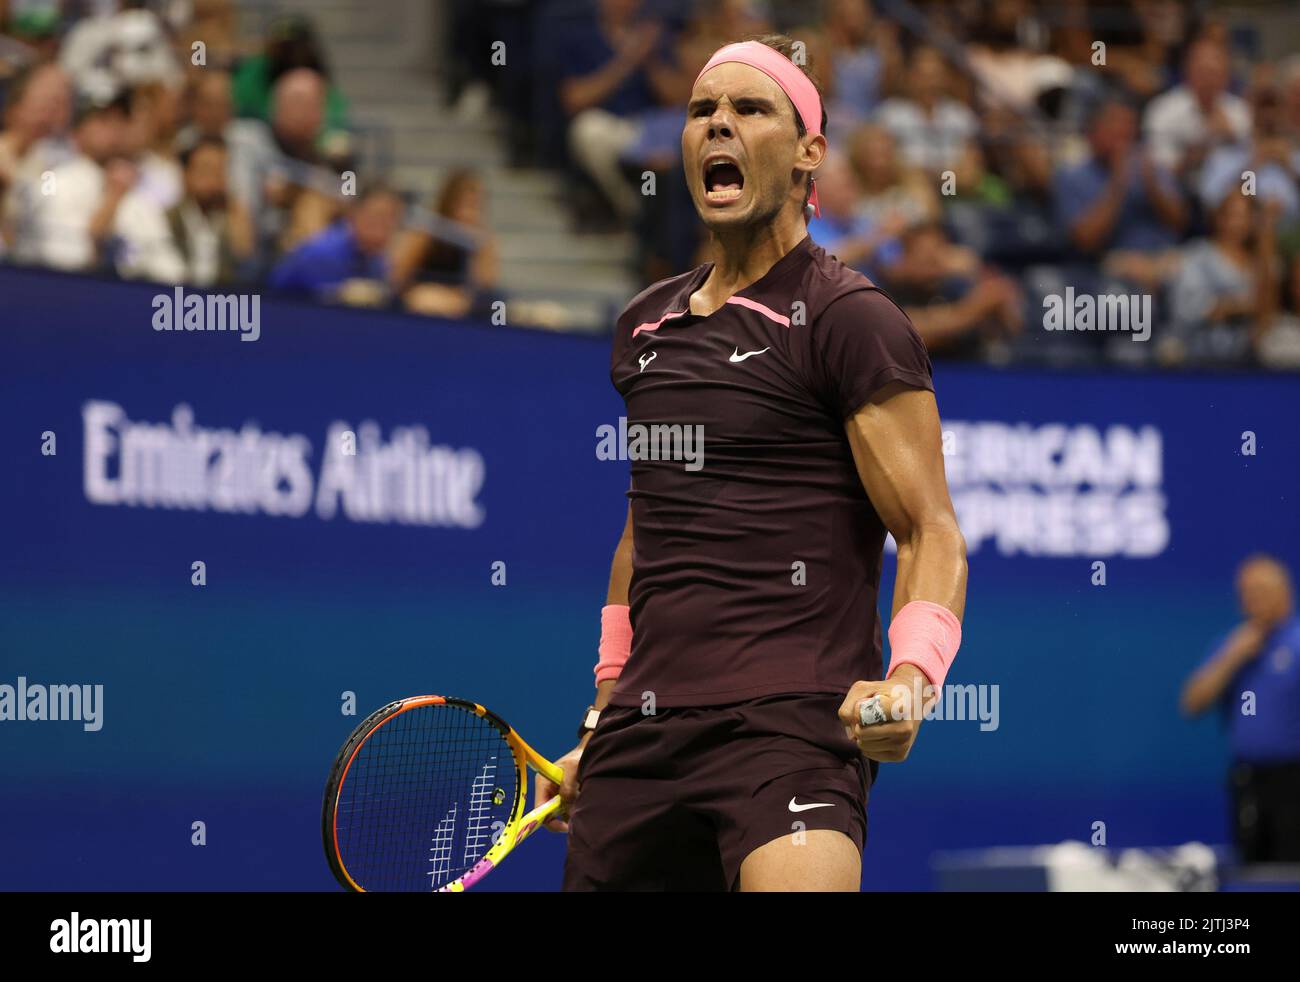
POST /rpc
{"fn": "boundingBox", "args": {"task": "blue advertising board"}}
[2,265,1297,890]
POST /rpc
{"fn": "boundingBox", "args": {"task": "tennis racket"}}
[322,695,565,892]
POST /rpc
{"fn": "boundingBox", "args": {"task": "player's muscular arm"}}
[848,383,966,618]
[605,502,634,607]
[591,503,634,712]
[541,504,633,830]
[839,382,968,761]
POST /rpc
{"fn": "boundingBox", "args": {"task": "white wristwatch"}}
[577,705,601,738]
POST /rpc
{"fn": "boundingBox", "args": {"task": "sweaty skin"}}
[681,61,825,313]
[837,382,967,765]
[539,506,629,833]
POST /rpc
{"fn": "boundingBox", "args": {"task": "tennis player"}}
[541,35,968,891]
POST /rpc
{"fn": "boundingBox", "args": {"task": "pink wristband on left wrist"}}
[886,600,962,692]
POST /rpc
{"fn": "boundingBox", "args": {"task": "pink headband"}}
[694,40,823,218]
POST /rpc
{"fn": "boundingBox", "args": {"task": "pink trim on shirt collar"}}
[631,309,687,338]
[632,294,792,336]
[726,295,790,327]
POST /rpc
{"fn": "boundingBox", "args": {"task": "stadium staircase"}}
[235,0,638,332]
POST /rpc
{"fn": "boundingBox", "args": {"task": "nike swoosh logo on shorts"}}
[788,797,834,812]
[730,346,770,363]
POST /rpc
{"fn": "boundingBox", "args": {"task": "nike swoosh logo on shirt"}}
[788,797,835,813]
[730,346,770,363]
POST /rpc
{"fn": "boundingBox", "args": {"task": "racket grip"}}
[516,794,564,844]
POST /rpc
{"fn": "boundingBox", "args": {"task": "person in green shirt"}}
[230,14,349,140]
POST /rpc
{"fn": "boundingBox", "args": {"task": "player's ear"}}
[799,133,827,176]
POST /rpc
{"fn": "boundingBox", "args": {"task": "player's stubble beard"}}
[692,159,807,261]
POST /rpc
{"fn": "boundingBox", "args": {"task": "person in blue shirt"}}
[1181,554,1300,862]
[804,151,902,280]
[1052,95,1187,290]
[557,0,675,222]
[269,184,404,302]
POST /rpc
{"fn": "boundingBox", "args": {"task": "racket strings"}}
[335,702,520,891]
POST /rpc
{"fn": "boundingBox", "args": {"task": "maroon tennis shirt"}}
[607,234,933,708]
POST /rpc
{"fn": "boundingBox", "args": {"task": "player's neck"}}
[694,215,808,315]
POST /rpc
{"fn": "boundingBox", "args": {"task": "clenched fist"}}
[838,664,936,762]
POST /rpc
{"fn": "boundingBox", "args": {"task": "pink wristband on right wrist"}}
[595,604,632,682]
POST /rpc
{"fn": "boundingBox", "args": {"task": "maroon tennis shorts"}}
[562,692,873,891]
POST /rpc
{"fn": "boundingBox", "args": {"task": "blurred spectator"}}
[1199,77,1299,224]
[226,67,343,254]
[177,70,235,148]
[668,0,771,87]
[874,46,979,178]
[1090,0,1190,104]
[948,142,1012,211]
[559,0,678,224]
[230,14,349,140]
[1284,57,1300,140]
[805,150,900,279]
[1181,554,1300,863]
[0,0,1293,372]
[229,67,334,178]
[961,0,1065,202]
[59,0,180,101]
[966,0,1072,115]
[847,122,939,236]
[1257,253,1300,369]
[269,183,403,304]
[126,135,252,286]
[1163,193,1280,366]
[1046,0,1112,134]
[1054,95,1186,289]
[0,0,63,71]
[1143,38,1251,188]
[9,91,160,272]
[777,21,874,141]
[0,60,72,228]
[390,169,498,321]
[822,0,900,126]
[126,80,182,209]
[978,102,1054,201]
[884,222,1022,358]
[174,0,238,78]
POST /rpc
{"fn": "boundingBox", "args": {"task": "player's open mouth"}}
[703,155,744,203]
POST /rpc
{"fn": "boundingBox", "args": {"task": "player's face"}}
[683,63,810,231]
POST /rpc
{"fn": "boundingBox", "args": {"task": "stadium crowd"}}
[3,0,1299,369]
[0,0,500,320]
[525,0,1300,368]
